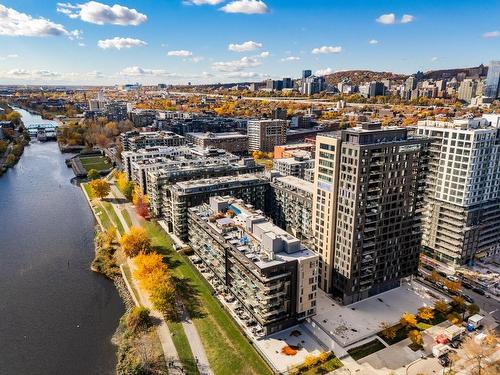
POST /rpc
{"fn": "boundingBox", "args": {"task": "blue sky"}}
[0,0,498,85]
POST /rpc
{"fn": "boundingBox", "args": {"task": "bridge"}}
[26,123,58,138]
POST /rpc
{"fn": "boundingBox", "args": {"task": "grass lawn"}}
[298,356,343,375]
[121,209,133,229]
[142,221,272,375]
[94,205,112,230]
[122,263,141,304]
[377,323,409,345]
[82,182,94,200]
[101,201,125,235]
[167,321,199,375]
[416,322,432,331]
[347,339,386,361]
[80,155,112,172]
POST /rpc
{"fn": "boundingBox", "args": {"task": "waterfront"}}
[0,110,124,374]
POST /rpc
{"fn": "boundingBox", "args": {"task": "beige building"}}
[185,132,248,154]
[247,119,287,152]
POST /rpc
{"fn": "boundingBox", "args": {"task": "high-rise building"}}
[282,77,293,89]
[416,116,500,270]
[302,70,312,79]
[485,60,500,99]
[188,196,318,335]
[247,119,287,152]
[312,123,429,303]
[457,79,478,102]
[185,132,248,154]
[271,108,287,121]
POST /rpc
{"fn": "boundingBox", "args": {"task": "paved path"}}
[180,309,214,375]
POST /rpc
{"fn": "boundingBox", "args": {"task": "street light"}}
[406,355,427,375]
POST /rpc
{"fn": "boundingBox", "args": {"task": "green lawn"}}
[296,355,343,375]
[416,322,432,331]
[94,205,112,230]
[167,321,199,375]
[347,339,386,361]
[142,221,272,375]
[82,182,94,200]
[101,201,125,235]
[121,209,133,229]
[122,263,141,305]
[80,155,112,172]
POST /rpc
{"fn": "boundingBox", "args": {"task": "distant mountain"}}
[422,65,488,80]
[322,70,408,85]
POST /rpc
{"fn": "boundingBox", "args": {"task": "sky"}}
[0,0,498,85]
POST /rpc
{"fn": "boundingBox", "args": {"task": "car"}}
[449,340,461,349]
[462,282,472,289]
[438,354,450,367]
[422,264,433,271]
[473,288,485,296]
[438,271,448,278]
[447,275,460,282]
[463,295,474,303]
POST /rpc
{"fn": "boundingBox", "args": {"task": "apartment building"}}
[247,119,287,152]
[416,116,500,270]
[273,155,314,180]
[164,174,269,240]
[269,174,314,248]
[188,196,318,335]
[145,148,264,217]
[274,142,315,159]
[185,132,248,154]
[120,130,186,152]
[312,122,429,304]
[122,146,185,180]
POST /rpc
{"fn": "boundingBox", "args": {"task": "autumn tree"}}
[417,307,434,322]
[126,306,152,333]
[451,296,467,314]
[120,226,151,258]
[467,303,480,318]
[379,322,397,341]
[434,299,450,315]
[150,282,177,319]
[449,331,499,375]
[87,168,100,180]
[116,171,134,201]
[400,312,417,329]
[89,178,110,200]
[408,330,423,347]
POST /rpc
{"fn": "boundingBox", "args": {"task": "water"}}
[0,109,124,375]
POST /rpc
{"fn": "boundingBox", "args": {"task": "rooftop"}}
[186,132,248,139]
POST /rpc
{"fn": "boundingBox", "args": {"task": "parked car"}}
[449,340,461,349]
[473,288,485,296]
[438,354,450,367]
[463,295,474,304]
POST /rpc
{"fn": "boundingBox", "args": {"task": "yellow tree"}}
[150,282,177,319]
[449,331,499,375]
[400,312,417,329]
[408,330,423,347]
[434,299,449,315]
[379,322,397,341]
[417,307,434,322]
[120,226,151,258]
[89,179,110,200]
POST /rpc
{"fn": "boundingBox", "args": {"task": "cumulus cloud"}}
[167,50,193,57]
[189,56,205,63]
[225,71,266,78]
[184,0,225,4]
[0,4,78,37]
[483,31,500,38]
[311,46,342,54]
[228,40,262,52]
[369,39,379,45]
[87,70,104,78]
[400,14,414,24]
[212,56,261,72]
[431,56,438,62]
[119,66,171,76]
[281,56,300,62]
[57,1,147,26]
[260,51,270,58]
[5,68,61,79]
[315,68,334,76]
[0,54,19,61]
[97,37,147,49]
[220,0,269,14]
[376,13,396,25]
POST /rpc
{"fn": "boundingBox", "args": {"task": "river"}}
[0,108,124,375]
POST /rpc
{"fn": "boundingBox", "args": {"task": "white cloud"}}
[0,4,77,37]
[119,66,170,76]
[311,46,342,54]
[315,68,333,76]
[0,54,19,61]
[5,69,61,79]
[167,50,193,57]
[220,0,269,14]
[98,37,147,50]
[369,39,379,45]
[431,56,438,62]
[57,1,147,26]
[400,14,414,24]
[260,51,270,58]
[225,71,266,78]
[78,42,86,47]
[483,31,500,38]
[87,70,104,78]
[228,40,262,52]
[184,0,225,5]
[212,56,261,72]
[376,13,396,25]
[189,56,205,63]
[281,56,300,62]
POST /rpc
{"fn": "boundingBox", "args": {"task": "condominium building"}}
[312,122,430,304]
[247,119,287,152]
[120,130,186,152]
[163,174,269,240]
[145,148,264,217]
[416,116,500,269]
[122,146,185,180]
[188,196,318,335]
[273,155,314,180]
[185,132,248,154]
[269,174,314,248]
[274,142,315,159]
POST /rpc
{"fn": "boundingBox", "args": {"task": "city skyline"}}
[0,0,499,85]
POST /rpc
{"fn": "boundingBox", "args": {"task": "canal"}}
[0,109,124,374]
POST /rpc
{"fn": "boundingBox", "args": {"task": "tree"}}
[89,179,110,200]
[303,354,319,369]
[451,296,467,314]
[379,322,397,341]
[434,299,450,315]
[408,330,423,347]
[449,331,499,375]
[87,168,100,180]
[6,111,21,125]
[116,171,134,201]
[467,304,480,318]
[126,306,151,333]
[150,282,177,318]
[400,312,417,328]
[417,307,434,322]
[133,252,166,285]
[120,226,151,258]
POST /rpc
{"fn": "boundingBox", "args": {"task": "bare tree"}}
[449,330,499,375]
